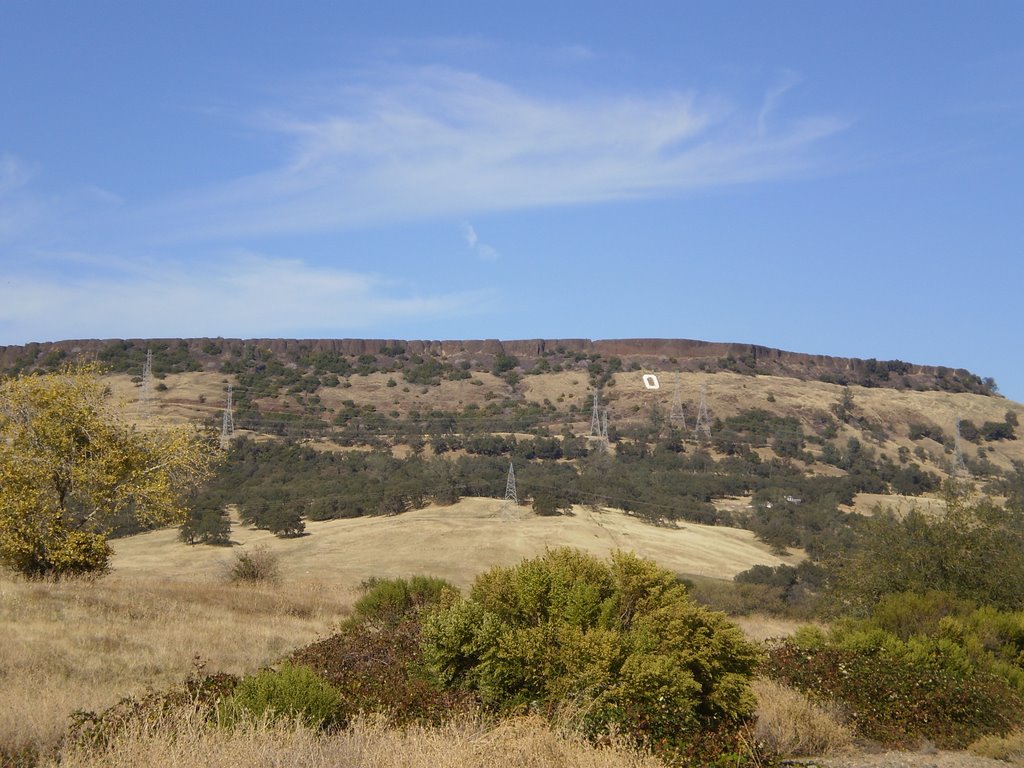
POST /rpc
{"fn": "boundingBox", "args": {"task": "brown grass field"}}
[0,571,349,765]
[110,497,802,588]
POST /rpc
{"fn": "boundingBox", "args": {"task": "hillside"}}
[111,498,800,588]
[3,337,1023,548]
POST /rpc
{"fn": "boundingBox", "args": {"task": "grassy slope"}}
[0,571,348,762]
[111,497,801,589]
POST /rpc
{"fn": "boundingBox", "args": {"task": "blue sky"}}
[2,2,1022,400]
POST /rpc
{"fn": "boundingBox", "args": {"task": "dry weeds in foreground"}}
[970,729,1024,765]
[51,712,665,768]
[0,570,349,762]
[751,679,854,757]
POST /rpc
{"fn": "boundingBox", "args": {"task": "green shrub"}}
[218,663,341,729]
[351,575,455,627]
[422,548,762,759]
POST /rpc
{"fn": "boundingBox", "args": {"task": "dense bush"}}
[218,663,342,729]
[179,507,231,546]
[421,548,762,758]
[829,489,1024,612]
[765,638,1023,748]
[290,578,476,725]
[350,575,455,627]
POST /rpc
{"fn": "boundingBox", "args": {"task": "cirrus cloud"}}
[150,66,845,240]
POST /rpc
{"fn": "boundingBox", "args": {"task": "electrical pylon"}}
[139,349,153,416]
[669,373,687,429]
[590,391,602,436]
[600,408,609,440]
[502,461,519,519]
[693,382,711,440]
[220,384,235,450]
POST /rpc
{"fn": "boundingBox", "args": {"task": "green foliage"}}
[179,506,231,546]
[531,489,574,516]
[219,663,342,729]
[982,419,1016,441]
[351,575,455,627]
[491,352,519,375]
[727,562,826,615]
[765,634,1024,749]
[908,421,946,442]
[832,591,1024,694]
[829,488,1024,612]
[422,548,761,756]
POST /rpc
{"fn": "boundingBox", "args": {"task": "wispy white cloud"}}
[758,71,802,138]
[151,66,845,240]
[460,221,500,261]
[0,252,484,343]
[0,154,43,241]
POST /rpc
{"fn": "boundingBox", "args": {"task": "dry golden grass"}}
[970,729,1024,765]
[110,498,800,590]
[51,710,664,768]
[0,570,349,762]
[751,679,854,757]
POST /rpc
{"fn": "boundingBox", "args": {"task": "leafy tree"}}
[264,506,305,538]
[179,506,231,546]
[0,366,217,576]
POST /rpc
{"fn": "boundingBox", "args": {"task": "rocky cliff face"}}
[0,337,995,395]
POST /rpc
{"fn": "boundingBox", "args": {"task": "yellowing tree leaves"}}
[0,365,217,576]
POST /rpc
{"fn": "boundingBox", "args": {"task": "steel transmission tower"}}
[590,391,602,436]
[693,382,711,440]
[669,373,687,429]
[220,384,235,450]
[502,461,520,519]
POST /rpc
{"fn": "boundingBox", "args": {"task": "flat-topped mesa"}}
[0,337,996,395]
